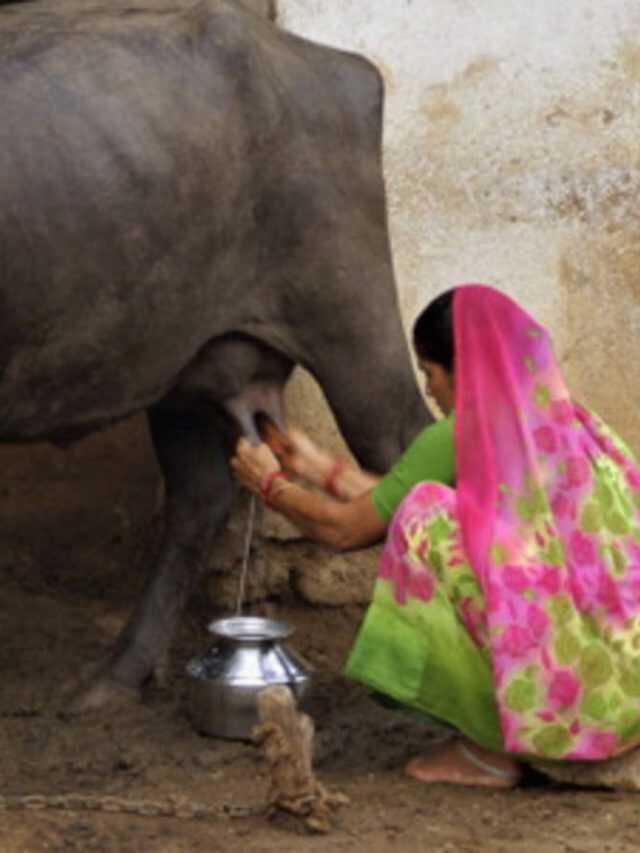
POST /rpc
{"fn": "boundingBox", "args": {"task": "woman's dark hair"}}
[412,288,455,372]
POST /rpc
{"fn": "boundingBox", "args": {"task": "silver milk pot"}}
[185,615,312,740]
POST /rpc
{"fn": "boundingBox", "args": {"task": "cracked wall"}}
[279,0,640,450]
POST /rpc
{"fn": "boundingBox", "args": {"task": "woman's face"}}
[417,358,455,416]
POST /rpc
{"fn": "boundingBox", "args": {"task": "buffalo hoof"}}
[66,678,142,714]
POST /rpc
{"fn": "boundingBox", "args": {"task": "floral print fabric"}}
[378,285,640,760]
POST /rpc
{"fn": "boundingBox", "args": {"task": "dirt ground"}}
[2,422,640,853]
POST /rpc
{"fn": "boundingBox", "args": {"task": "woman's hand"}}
[272,428,380,498]
[278,428,336,485]
[259,419,334,486]
[259,420,380,498]
[232,432,387,550]
[231,437,281,496]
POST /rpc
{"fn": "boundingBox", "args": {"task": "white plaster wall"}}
[278,0,640,449]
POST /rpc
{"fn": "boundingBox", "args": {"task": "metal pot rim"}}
[206,615,292,642]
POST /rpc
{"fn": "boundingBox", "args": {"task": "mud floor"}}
[1,429,640,852]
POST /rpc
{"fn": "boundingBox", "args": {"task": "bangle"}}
[324,457,349,496]
[259,470,289,502]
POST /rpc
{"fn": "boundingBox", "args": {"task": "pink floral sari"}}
[346,284,640,761]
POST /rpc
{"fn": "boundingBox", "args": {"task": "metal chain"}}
[0,793,263,820]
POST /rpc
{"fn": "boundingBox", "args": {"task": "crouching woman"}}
[232,284,640,788]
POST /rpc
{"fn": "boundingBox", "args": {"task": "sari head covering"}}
[455,284,640,758]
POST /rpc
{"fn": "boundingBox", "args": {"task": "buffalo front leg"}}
[73,401,236,711]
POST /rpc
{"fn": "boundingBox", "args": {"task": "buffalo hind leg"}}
[72,400,236,711]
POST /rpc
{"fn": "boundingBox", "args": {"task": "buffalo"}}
[0,0,428,708]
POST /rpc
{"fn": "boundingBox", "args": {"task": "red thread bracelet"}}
[259,470,289,502]
[324,457,348,496]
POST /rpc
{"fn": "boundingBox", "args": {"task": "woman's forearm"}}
[266,479,385,551]
[325,460,381,501]
[229,436,387,549]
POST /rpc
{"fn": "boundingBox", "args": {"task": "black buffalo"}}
[0,0,427,708]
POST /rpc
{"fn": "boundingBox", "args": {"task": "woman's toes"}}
[404,738,520,788]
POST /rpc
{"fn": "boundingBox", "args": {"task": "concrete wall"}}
[279,0,640,449]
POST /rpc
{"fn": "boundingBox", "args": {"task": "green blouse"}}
[371,415,455,523]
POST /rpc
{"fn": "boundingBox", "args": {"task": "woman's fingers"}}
[235,426,333,488]
[258,417,295,459]
[286,428,334,482]
[231,438,281,493]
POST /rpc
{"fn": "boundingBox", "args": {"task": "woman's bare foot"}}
[404,737,520,788]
